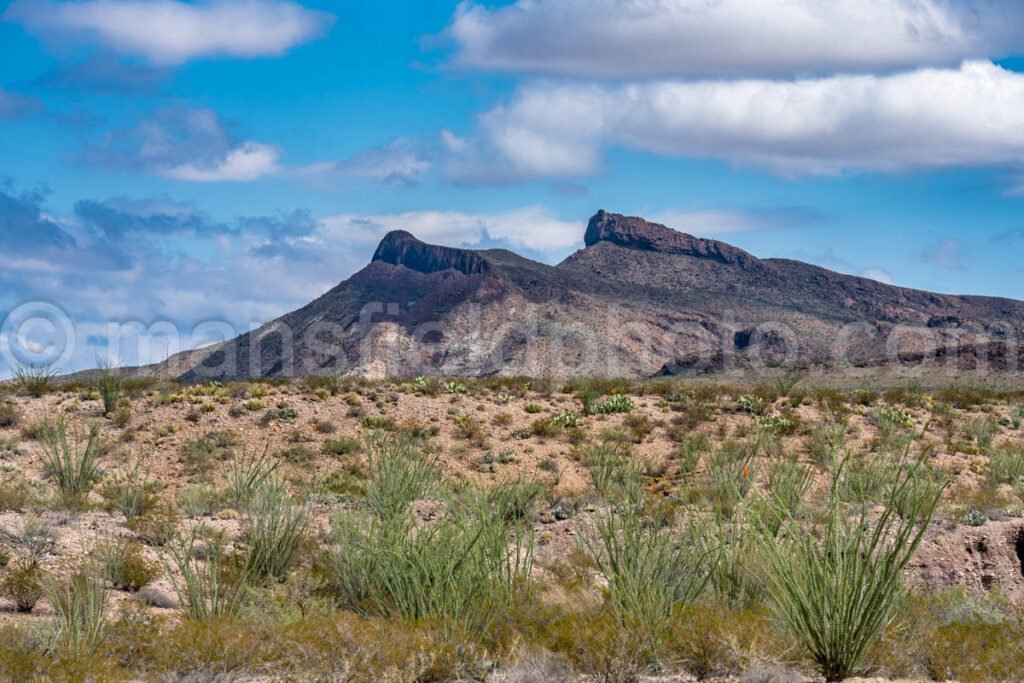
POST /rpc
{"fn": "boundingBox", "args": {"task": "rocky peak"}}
[372,230,491,275]
[584,210,760,269]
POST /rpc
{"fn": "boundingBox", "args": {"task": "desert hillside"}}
[0,372,1022,681]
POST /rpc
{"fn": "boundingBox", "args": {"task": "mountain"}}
[151,210,1024,380]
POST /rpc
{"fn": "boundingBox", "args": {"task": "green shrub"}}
[986,446,1024,487]
[837,452,892,504]
[127,504,180,547]
[703,442,756,519]
[758,455,945,682]
[94,539,157,592]
[0,561,45,612]
[13,363,59,396]
[227,444,280,507]
[328,493,533,637]
[806,422,847,468]
[182,430,236,474]
[241,481,309,582]
[581,503,713,629]
[0,401,22,428]
[323,436,361,456]
[178,484,221,517]
[47,567,111,660]
[99,461,156,522]
[363,434,438,522]
[40,413,103,508]
[161,527,248,622]
[592,394,635,415]
[967,417,999,453]
[96,363,121,416]
[280,444,315,465]
[583,440,642,503]
[261,406,299,424]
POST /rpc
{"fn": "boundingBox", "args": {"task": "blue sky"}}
[1,0,1024,375]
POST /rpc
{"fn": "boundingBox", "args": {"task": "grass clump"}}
[240,480,309,582]
[94,539,157,592]
[99,460,157,522]
[13,363,59,396]
[329,497,533,637]
[986,445,1024,488]
[581,503,713,630]
[363,434,438,522]
[47,567,111,660]
[758,455,945,681]
[227,443,279,507]
[162,527,248,621]
[96,363,121,416]
[40,413,103,508]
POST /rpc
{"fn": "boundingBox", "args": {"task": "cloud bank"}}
[445,61,1024,181]
[5,0,334,66]
[449,0,1024,79]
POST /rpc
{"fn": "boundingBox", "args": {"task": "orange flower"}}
[742,466,749,478]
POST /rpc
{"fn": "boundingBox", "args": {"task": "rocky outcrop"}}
[584,209,761,269]
[137,208,1024,380]
[372,230,491,275]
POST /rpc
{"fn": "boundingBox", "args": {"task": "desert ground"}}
[0,371,1023,682]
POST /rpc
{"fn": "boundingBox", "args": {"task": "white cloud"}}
[446,61,1024,180]
[296,138,432,187]
[5,0,334,66]
[80,106,280,182]
[320,206,583,252]
[861,268,895,285]
[448,0,1023,79]
[161,141,280,182]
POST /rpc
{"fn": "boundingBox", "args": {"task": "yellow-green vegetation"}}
[0,376,1022,681]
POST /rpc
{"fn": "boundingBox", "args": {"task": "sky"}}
[1,0,1024,376]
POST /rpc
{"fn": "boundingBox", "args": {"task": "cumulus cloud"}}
[5,0,334,66]
[319,206,583,252]
[79,105,279,181]
[445,61,1024,181]
[650,207,825,237]
[297,138,433,188]
[448,0,1024,79]
[162,141,280,182]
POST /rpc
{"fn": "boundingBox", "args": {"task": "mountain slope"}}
[151,210,1024,380]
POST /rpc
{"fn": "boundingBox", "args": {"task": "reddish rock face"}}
[372,230,490,276]
[584,209,761,269]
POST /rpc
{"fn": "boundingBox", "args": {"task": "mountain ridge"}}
[139,210,1024,381]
